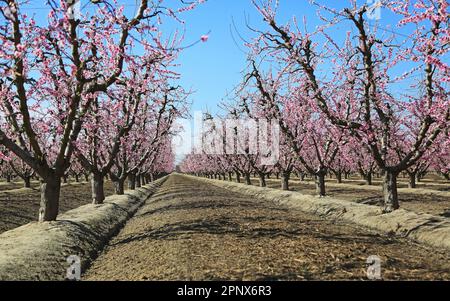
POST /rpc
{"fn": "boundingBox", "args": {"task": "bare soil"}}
[0,181,38,192]
[0,181,114,234]
[249,177,450,217]
[84,175,450,281]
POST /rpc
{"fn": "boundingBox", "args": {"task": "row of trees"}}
[181,0,449,212]
[0,135,175,189]
[180,138,448,188]
[0,0,202,221]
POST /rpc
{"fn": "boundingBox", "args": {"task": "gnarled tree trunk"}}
[315,169,326,197]
[365,172,372,185]
[136,174,142,188]
[281,171,290,191]
[299,172,306,181]
[335,171,342,184]
[235,172,241,183]
[114,178,126,195]
[408,172,417,189]
[39,177,61,222]
[244,173,251,185]
[91,172,105,204]
[23,176,31,188]
[258,173,266,187]
[383,171,399,212]
[128,173,136,190]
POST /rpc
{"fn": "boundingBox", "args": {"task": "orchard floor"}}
[0,181,114,234]
[84,174,450,281]
[247,177,450,217]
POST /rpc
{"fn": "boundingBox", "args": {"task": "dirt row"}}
[0,182,115,234]
[84,174,450,281]
[246,177,450,217]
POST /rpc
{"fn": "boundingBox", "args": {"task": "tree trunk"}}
[6,174,11,183]
[23,176,31,188]
[315,171,326,197]
[91,173,105,205]
[408,172,417,189]
[335,171,342,184]
[136,174,142,188]
[276,172,280,179]
[75,174,80,182]
[383,171,400,212]
[128,173,136,190]
[244,173,251,185]
[63,176,68,184]
[258,173,266,187]
[228,172,233,182]
[236,172,241,183]
[281,172,290,191]
[114,178,125,195]
[416,173,422,183]
[365,172,372,186]
[39,177,61,222]
[299,173,305,181]
[84,174,89,182]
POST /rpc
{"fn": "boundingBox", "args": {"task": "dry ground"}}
[246,176,450,217]
[0,181,114,234]
[84,175,450,281]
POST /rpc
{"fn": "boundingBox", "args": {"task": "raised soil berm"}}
[0,177,167,281]
[186,175,450,252]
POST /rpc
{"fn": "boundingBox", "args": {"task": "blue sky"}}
[19,0,418,116]
[170,0,315,116]
[175,0,339,115]
[168,0,415,115]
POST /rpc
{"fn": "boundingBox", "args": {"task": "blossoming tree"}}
[0,0,202,221]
